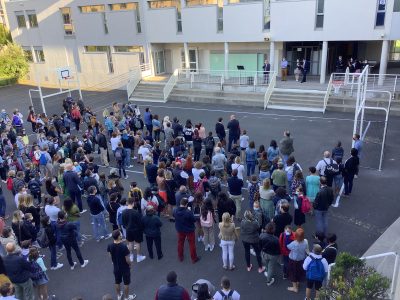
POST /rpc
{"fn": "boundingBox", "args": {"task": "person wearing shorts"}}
[303,244,329,300]
[122,198,146,263]
[107,230,136,300]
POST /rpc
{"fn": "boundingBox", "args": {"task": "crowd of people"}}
[0,97,362,299]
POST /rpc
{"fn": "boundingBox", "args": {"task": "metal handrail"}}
[323,73,334,114]
[163,69,178,101]
[263,71,276,110]
[126,68,142,100]
[327,251,399,297]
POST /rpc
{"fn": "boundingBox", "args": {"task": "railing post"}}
[190,73,194,89]
[253,73,257,92]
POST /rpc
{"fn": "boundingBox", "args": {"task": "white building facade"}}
[3,0,400,87]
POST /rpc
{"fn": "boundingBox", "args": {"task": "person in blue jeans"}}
[0,187,6,218]
[86,186,112,242]
[245,141,257,178]
[41,216,63,270]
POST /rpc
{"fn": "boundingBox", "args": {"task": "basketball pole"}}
[34,66,47,115]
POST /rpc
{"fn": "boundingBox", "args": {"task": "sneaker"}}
[58,246,65,251]
[124,175,129,179]
[105,233,112,239]
[263,271,268,278]
[81,260,89,268]
[70,262,77,270]
[258,266,266,273]
[209,245,214,252]
[52,263,63,270]
[80,209,87,214]
[128,165,133,168]
[250,249,256,256]
[133,156,138,160]
[117,295,122,300]
[204,247,209,251]
[125,295,137,300]
[247,264,253,272]
[129,254,134,262]
[266,278,275,286]
[78,241,84,247]
[136,255,146,263]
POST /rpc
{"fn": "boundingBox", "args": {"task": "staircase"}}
[129,82,165,102]
[267,88,326,112]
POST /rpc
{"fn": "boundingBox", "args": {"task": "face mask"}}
[254,207,260,211]
[285,230,291,235]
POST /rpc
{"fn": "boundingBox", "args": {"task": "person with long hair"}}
[200,199,215,252]
[29,247,49,300]
[11,210,32,245]
[195,283,213,300]
[218,212,237,270]
[287,228,309,293]
[259,179,275,221]
[63,198,82,245]
[192,192,204,242]
[245,141,257,178]
[267,139,280,163]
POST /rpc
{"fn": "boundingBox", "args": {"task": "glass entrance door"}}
[288,46,321,75]
[180,48,198,72]
[153,50,165,74]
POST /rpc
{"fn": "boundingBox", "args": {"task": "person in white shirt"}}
[192,161,205,184]
[231,157,245,180]
[14,187,27,208]
[239,130,249,163]
[44,197,61,222]
[110,132,121,152]
[315,151,333,177]
[303,244,329,300]
[213,276,240,300]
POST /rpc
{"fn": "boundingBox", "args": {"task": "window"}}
[84,46,113,73]
[22,47,33,62]
[217,0,223,32]
[395,0,400,12]
[79,5,105,13]
[15,11,26,28]
[34,47,45,63]
[84,46,109,52]
[114,46,144,53]
[109,3,136,10]
[390,40,400,61]
[148,0,178,9]
[315,0,324,28]
[186,0,217,6]
[26,11,38,28]
[61,7,74,35]
[376,0,386,27]
[228,0,262,3]
[263,0,270,30]
[135,4,142,33]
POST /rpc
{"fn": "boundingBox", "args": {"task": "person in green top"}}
[271,161,288,191]
[305,166,320,202]
[58,165,69,198]
[63,198,82,245]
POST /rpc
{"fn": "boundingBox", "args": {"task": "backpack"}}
[193,205,201,220]
[39,153,48,165]
[133,117,142,129]
[306,256,326,281]
[324,159,340,177]
[218,290,234,300]
[146,197,159,211]
[28,180,41,196]
[83,141,92,154]
[6,177,13,191]
[30,260,44,281]
[208,177,220,195]
[37,228,50,248]
[115,148,123,161]
[300,195,312,214]
[205,136,214,149]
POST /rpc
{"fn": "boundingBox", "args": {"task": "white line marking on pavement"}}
[98,165,144,174]
[332,184,344,208]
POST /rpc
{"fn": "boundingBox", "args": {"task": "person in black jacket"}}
[343,148,360,196]
[217,192,236,222]
[215,117,226,146]
[97,129,109,167]
[226,115,240,153]
[142,205,163,260]
[260,222,280,286]
[63,163,85,213]
[11,210,31,246]
[41,216,63,270]
[87,186,112,242]
[145,159,158,187]
[57,211,89,270]
[313,177,334,236]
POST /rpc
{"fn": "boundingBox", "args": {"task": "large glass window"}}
[390,40,400,61]
[135,4,142,33]
[263,0,270,30]
[394,0,400,12]
[84,46,109,52]
[315,0,324,28]
[109,3,136,10]
[61,7,74,35]
[148,0,178,8]
[27,11,38,28]
[34,47,45,63]
[114,46,145,64]
[376,0,386,26]
[15,11,26,28]
[84,46,113,73]
[79,5,105,13]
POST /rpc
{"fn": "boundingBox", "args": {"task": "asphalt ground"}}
[0,84,399,300]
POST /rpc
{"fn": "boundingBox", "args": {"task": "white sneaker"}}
[128,165,133,168]
[210,245,214,252]
[81,260,89,268]
[136,255,146,263]
[117,295,122,300]
[250,249,256,256]
[105,233,112,239]
[266,278,275,286]
[52,263,63,270]
[129,254,134,262]
[125,295,137,300]
[263,271,268,278]
[80,209,87,214]
[70,262,77,270]
[205,246,209,251]
[133,156,138,160]
[198,236,202,242]
[124,175,129,179]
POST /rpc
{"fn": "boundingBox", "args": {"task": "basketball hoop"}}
[332,80,343,94]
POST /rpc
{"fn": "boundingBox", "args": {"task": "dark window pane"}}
[316,15,324,28]
[394,0,400,12]
[317,0,324,13]
[376,12,385,26]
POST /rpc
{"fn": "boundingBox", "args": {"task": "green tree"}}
[318,252,391,300]
[0,43,29,79]
[0,25,12,45]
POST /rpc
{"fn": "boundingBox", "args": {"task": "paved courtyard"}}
[0,84,399,299]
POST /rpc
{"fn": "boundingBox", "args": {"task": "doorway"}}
[153,50,166,74]
[286,44,322,75]
[180,48,199,72]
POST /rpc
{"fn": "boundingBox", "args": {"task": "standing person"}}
[212,147,227,181]
[155,271,191,300]
[192,129,203,162]
[280,131,294,164]
[279,225,295,280]
[87,186,112,242]
[331,141,344,162]
[305,167,320,205]
[267,140,280,164]
[315,151,338,187]
[303,244,328,300]
[313,177,334,236]
[216,192,236,223]
[28,247,49,300]
[173,198,201,264]
[273,201,292,237]
[227,169,243,220]
[121,198,146,263]
[97,129,110,167]
[121,130,134,169]
[107,230,136,300]
[215,117,226,147]
[240,210,265,273]
[71,105,82,131]
[294,59,302,82]
[218,213,237,270]
[2,242,34,300]
[260,222,280,286]
[281,57,288,81]
[63,163,86,213]
[142,205,163,260]
[293,186,307,228]
[271,161,288,191]
[245,141,257,178]
[231,157,245,181]
[226,115,240,153]
[352,134,362,160]
[262,59,271,84]
[322,233,338,264]
[343,148,360,196]
[259,179,275,221]
[200,199,215,252]
[57,211,89,270]
[143,108,153,134]
[204,132,215,159]
[301,58,310,83]
[239,130,249,163]
[335,56,346,73]
[115,142,128,180]
[41,216,63,271]
[213,276,240,300]
[287,228,309,293]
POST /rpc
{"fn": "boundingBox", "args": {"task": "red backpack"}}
[300,195,312,214]
[6,177,13,191]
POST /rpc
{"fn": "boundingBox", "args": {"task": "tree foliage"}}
[0,25,12,46]
[318,252,391,300]
[0,43,29,79]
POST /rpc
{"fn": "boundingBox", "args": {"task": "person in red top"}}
[279,225,295,280]
[70,104,82,132]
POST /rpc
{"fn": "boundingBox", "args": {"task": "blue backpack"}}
[306,256,326,281]
[39,153,48,165]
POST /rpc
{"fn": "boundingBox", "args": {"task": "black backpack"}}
[218,290,234,300]
[324,159,340,177]
[83,141,92,154]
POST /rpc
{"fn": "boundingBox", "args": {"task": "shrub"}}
[0,43,29,79]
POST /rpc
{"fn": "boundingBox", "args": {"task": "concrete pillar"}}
[269,41,275,71]
[378,40,389,86]
[224,42,229,78]
[320,41,328,84]
[146,43,155,76]
[183,42,190,69]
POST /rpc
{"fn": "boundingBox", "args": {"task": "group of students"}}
[0,98,358,300]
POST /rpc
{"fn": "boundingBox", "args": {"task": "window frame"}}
[33,47,45,63]
[26,10,38,28]
[315,0,324,29]
[375,0,386,27]
[22,46,34,62]
[15,11,26,28]
[79,5,106,13]
[389,40,400,61]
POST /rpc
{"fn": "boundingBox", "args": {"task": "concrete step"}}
[270,96,324,104]
[169,94,264,107]
[134,86,164,92]
[172,88,264,101]
[269,99,323,108]
[132,92,164,98]
[129,95,166,103]
[268,105,324,112]
[271,93,324,100]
